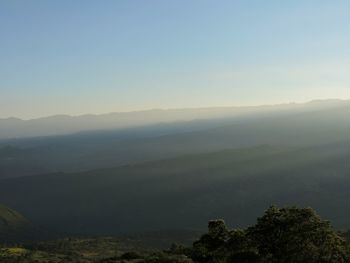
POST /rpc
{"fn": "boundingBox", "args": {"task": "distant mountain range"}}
[0,99,349,140]
[2,99,350,178]
[2,99,350,238]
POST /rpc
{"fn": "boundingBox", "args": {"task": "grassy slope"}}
[0,204,37,243]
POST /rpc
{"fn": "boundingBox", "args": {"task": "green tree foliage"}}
[192,219,229,262]
[247,206,349,263]
[1,206,350,263]
[191,219,259,263]
[191,206,350,263]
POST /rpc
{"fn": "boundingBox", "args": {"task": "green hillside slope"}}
[0,204,35,243]
[1,143,350,236]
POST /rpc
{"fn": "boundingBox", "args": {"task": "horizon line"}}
[1,98,348,121]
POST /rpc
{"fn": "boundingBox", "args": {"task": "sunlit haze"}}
[1,0,350,119]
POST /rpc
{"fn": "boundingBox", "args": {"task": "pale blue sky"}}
[1,0,350,118]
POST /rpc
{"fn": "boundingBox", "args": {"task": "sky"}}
[1,0,350,119]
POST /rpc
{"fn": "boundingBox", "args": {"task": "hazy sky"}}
[1,1,350,119]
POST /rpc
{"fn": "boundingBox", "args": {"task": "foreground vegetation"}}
[1,206,350,262]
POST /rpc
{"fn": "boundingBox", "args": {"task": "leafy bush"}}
[191,206,350,263]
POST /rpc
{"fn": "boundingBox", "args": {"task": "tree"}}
[225,229,259,263]
[190,206,350,263]
[247,206,350,263]
[191,220,258,263]
[191,219,229,262]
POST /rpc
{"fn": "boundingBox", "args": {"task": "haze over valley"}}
[2,1,350,262]
[2,99,350,236]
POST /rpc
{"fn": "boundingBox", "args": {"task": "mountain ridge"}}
[1,99,349,140]
[2,100,350,179]
[1,99,347,121]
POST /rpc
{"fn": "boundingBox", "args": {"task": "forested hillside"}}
[2,142,350,236]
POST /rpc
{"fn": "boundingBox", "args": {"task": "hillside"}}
[1,143,350,236]
[2,100,350,179]
[0,206,349,263]
[0,204,36,243]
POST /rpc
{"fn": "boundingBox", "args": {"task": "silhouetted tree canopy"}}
[1,206,350,263]
[191,206,350,263]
